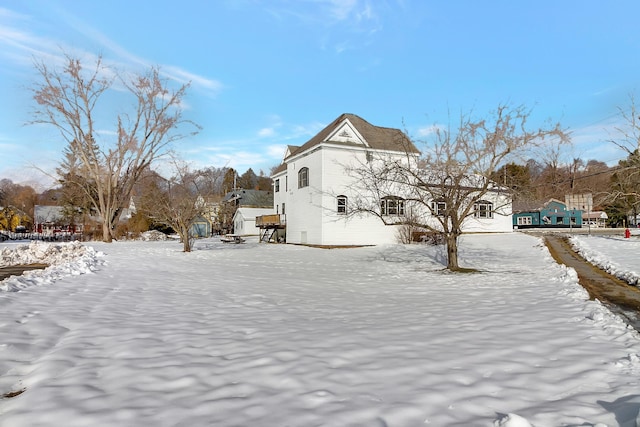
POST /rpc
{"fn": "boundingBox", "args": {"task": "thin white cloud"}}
[256,114,285,138]
[288,121,326,140]
[162,65,223,93]
[0,6,223,97]
[0,142,21,152]
[258,128,276,137]
[568,117,631,165]
[327,0,359,21]
[0,23,64,69]
[203,151,272,172]
[174,116,322,175]
[0,164,55,190]
[416,124,445,137]
[263,0,381,53]
[267,144,287,159]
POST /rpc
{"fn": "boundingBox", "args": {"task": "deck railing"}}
[256,214,286,227]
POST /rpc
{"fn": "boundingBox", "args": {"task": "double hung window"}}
[337,196,347,214]
[474,200,493,219]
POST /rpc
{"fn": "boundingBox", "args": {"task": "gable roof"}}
[233,208,274,221]
[284,145,300,157]
[543,198,568,209]
[286,113,419,161]
[513,198,571,214]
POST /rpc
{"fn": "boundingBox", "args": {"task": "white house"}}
[233,208,274,236]
[270,113,512,246]
[583,211,608,228]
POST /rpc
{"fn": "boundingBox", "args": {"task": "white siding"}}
[233,208,274,236]
[319,147,401,245]
[284,150,324,244]
[461,192,513,233]
[272,136,513,246]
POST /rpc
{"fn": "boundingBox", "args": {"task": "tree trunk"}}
[102,221,113,243]
[445,233,459,271]
[180,225,192,252]
[182,236,191,252]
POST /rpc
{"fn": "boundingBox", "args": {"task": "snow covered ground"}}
[570,234,640,287]
[1,233,640,426]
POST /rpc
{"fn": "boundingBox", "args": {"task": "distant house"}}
[33,205,85,237]
[216,189,273,235]
[233,208,275,236]
[34,198,137,238]
[583,211,608,228]
[513,199,583,229]
[34,205,65,234]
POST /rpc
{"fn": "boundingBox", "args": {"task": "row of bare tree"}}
[0,163,271,251]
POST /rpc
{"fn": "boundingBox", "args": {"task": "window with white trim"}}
[474,200,493,219]
[337,195,347,214]
[298,167,309,188]
[380,196,405,216]
[274,179,280,192]
[431,200,446,216]
[517,216,532,225]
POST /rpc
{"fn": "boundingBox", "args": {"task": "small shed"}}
[190,215,212,237]
[233,208,274,236]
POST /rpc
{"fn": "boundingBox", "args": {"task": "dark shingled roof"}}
[222,189,273,208]
[270,113,419,177]
[288,113,419,159]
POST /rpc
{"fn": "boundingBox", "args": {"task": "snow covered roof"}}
[34,205,64,224]
[583,211,608,219]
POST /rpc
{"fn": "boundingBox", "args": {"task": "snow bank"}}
[0,241,104,292]
[570,235,640,286]
[139,230,168,241]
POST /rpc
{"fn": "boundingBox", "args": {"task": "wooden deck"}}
[256,214,286,228]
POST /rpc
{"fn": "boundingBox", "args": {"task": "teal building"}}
[513,199,583,229]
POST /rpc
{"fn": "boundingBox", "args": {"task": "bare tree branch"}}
[345,104,568,271]
[29,53,199,242]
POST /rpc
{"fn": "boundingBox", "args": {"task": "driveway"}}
[545,234,640,329]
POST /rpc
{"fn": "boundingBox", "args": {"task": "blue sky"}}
[1,0,640,189]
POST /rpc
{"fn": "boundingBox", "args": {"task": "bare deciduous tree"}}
[605,95,640,223]
[612,94,640,155]
[346,105,567,271]
[608,151,640,225]
[30,53,199,242]
[140,161,213,252]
